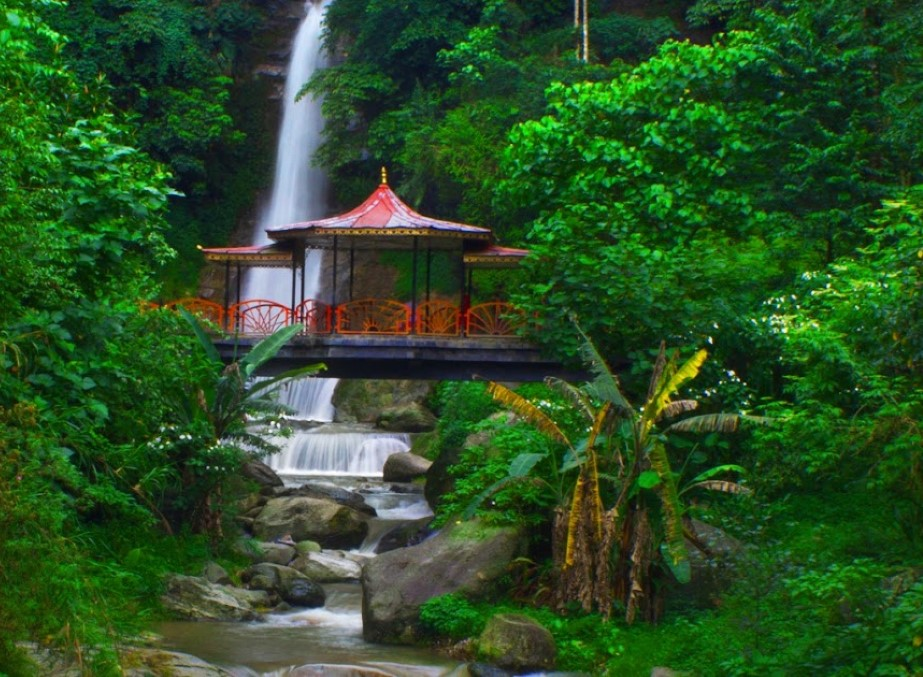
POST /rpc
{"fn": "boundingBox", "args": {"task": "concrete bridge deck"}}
[215,334,587,381]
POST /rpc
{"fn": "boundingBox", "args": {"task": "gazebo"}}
[184,170,528,337]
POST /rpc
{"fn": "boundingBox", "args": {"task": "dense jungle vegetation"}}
[1,0,922,674]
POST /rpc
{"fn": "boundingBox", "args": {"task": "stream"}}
[155,479,461,676]
[156,3,462,672]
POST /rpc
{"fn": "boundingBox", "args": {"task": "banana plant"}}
[482,326,763,623]
[175,308,325,535]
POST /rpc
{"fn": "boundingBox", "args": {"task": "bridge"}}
[155,296,586,381]
[182,174,589,381]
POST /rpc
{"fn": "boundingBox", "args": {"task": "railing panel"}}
[336,299,410,334]
[230,299,292,335]
[465,302,524,337]
[169,297,225,328]
[295,299,332,334]
[416,300,461,336]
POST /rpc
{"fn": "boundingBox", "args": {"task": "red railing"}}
[336,299,410,334]
[153,298,524,338]
[230,299,292,335]
[416,300,461,336]
[295,299,333,334]
[466,301,526,337]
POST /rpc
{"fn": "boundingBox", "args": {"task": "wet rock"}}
[252,541,296,566]
[362,520,527,644]
[24,644,237,676]
[376,402,437,432]
[290,550,363,582]
[373,517,433,554]
[382,451,432,482]
[333,379,433,423]
[253,496,369,549]
[242,563,326,608]
[242,460,284,488]
[288,482,377,517]
[295,539,323,555]
[161,575,263,621]
[202,561,231,585]
[477,613,556,672]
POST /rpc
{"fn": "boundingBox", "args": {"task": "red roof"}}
[463,244,530,268]
[267,182,492,243]
[198,244,292,267]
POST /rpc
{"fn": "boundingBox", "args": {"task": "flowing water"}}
[154,5,454,673]
[247,0,338,423]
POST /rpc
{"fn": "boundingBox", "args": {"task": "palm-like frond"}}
[545,376,594,423]
[642,349,707,435]
[241,324,303,378]
[684,479,751,495]
[662,399,699,419]
[574,322,632,412]
[248,364,327,398]
[487,381,572,448]
[665,412,741,434]
[648,440,689,584]
[179,307,221,364]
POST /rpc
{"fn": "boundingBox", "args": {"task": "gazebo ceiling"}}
[267,179,492,247]
[463,244,530,268]
[198,244,293,268]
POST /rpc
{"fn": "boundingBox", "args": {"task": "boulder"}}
[242,563,326,608]
[382,452,432,482]
[376,402,437,432]
[361,520,527,644]
[289,482,377,517]
[242,459,284,488]
[373,517,432,554]
[202,561,231,585]
[252,541,296,566]
[253,496,369,549]
[425,412,516,510]
[477,613,556,672]
[290,550,363,582]
[670,519,744,610]
[333,379,433,423]
[295,539,323,555]
[160,575,263,621]
[24,645,237,676]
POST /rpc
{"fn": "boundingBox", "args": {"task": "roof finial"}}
[380,166,388,185]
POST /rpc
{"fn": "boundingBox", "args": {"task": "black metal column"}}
[410,237,418,333]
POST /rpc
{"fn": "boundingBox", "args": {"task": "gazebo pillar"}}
[223,259,231,331]
[331,235,339,333]
[410,237,419,333]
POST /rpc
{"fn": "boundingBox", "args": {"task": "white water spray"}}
[247,0,339,428]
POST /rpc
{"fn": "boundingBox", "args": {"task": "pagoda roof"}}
[463,244,530,268]
[267,179,492,249]
[198,244,292,268]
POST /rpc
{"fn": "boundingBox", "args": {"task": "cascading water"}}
[247,0,409,476]
[246,0,340,432]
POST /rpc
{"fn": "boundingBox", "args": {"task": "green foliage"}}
[419,593,489,641]
[434,417,557,529]
[429,381,500,452]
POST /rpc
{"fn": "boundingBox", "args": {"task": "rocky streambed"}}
[147,456,558,677]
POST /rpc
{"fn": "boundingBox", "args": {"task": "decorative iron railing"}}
[150,298,524,338]
[336,299,410,334]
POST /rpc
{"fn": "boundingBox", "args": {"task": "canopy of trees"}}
[2,0,922,673]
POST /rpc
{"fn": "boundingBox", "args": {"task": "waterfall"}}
[249,0,411,477]
[271,428,411,477]
[248,0,339,430]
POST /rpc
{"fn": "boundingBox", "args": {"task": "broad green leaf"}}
[638,470,662,489]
